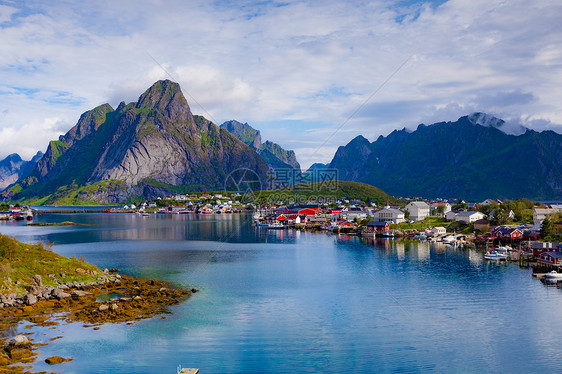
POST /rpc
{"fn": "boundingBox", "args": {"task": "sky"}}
[0,0,561,168]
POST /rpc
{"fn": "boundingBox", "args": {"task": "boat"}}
[484,250,508,260]
[413,234,427,241]
[545,271,562,280]
[442,235,457,244]
[379,231,394,238]
[267,222,285,230]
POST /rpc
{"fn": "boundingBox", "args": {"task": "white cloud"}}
[0,0,561,169]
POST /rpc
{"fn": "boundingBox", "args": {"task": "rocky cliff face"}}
[0,152,43,191]
[6,80,270,203]
[220,120,300,171]
[329,114,562,200]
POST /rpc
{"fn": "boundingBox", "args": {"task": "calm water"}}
[2,213,562,373]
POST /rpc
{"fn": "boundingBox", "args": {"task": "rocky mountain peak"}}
[136,80,191,122]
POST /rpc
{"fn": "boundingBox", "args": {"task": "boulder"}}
[7,335,30,349]
[110,303,119,311]
[24,293,37,306]
[71,290,93,299]
[32,274,42,287]
[98,304,109,311]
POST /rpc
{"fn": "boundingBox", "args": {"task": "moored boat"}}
[545,271,562,280]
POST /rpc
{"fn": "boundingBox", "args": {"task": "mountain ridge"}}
[3,80,270,204]
[329,114,562,200]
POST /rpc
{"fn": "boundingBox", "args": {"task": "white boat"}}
[545,271,562,280]
[442,235,457,244]
[484,250,508,260]
[413,234,427,241]
[267,222,285,229]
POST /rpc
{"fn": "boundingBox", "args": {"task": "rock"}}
[60,272,66,278]
[190,288,199,293]
[133,296,142,301]
[76,268,85,274]
[7,347,33,360]
[110,303,119,311]
[103,268,109,274]
[7,335,30,349]
[57,292,71,299]
[98,304,109,311]
[159,287,167,293]
[24,293,37,306]
[119,297,131,302]
[71,290,93,299]
[45,356,74,365]
[32,274,42,287]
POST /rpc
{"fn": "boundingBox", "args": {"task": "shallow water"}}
[2,213,562,373]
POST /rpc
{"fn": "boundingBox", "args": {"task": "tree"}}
[435,205,446,215]
[491,205,511,225]
[540,218,554,240]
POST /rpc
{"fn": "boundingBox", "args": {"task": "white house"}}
[405,201,430,221]
[533,206,562,230]
[374,205,405,224]
[430,227,447,236]
[455,211,486,224]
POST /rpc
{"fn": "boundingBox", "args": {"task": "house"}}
[365,221,390,233]
[474,219,491,232]
[537,252,562,266]
[405,201,430,221]
[489,208,515,221]
[493,227,523,240]
[336,220,354,228]
[430,227,447,236]
[533,205,562,230]
[431,202,452,216]
[374,206,405,224]
[531,241,558,256]
[445,210,460,221]
[454,211,486,224]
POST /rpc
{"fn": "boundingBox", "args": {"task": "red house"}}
[537,252,562,266]
[366,221,390,233]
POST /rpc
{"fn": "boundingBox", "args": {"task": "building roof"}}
[456,211,483,217]
[541,252,562,259]
[367,221,389,227]
[408,201,429,208]
[377,208,404,215]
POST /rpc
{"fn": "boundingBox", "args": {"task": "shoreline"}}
[0,270,197,372]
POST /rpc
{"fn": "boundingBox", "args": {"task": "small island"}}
[27,221,88,227]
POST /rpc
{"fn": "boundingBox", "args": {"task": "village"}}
[115,193,562,271]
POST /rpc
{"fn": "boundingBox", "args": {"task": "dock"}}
[178,367,199,374]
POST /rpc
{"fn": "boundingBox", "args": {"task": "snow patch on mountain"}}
[467,112,527,135]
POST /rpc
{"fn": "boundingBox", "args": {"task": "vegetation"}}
[390,216,450,231]
[0,234,101,295]
[251,181,404,206]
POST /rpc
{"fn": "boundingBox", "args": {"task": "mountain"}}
[0,151,43,191]
[306,163,329,173]
[329,113,562,201]
[220,120,300,171]
[3,80,270,204]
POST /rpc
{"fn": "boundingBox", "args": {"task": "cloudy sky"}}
[0,0,561,168]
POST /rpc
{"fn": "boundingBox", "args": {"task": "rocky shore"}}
[0,270,197,373]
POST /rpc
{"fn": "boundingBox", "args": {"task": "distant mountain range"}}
[1,82,560,205]
[328,113,562,201]
[0,152,43,191]
[1,80,270,204]
[220,120,300,171]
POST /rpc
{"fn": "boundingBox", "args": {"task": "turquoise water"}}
[2,213,562,373]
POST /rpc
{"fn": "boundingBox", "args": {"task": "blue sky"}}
[0,0,561,167]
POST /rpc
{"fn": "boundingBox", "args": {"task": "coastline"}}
[0,235,197,373]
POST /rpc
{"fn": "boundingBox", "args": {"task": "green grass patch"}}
[0,234,102,296]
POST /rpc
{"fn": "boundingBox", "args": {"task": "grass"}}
[0,234,101,296]
[390,216,451,231]
[252,180,404,206]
